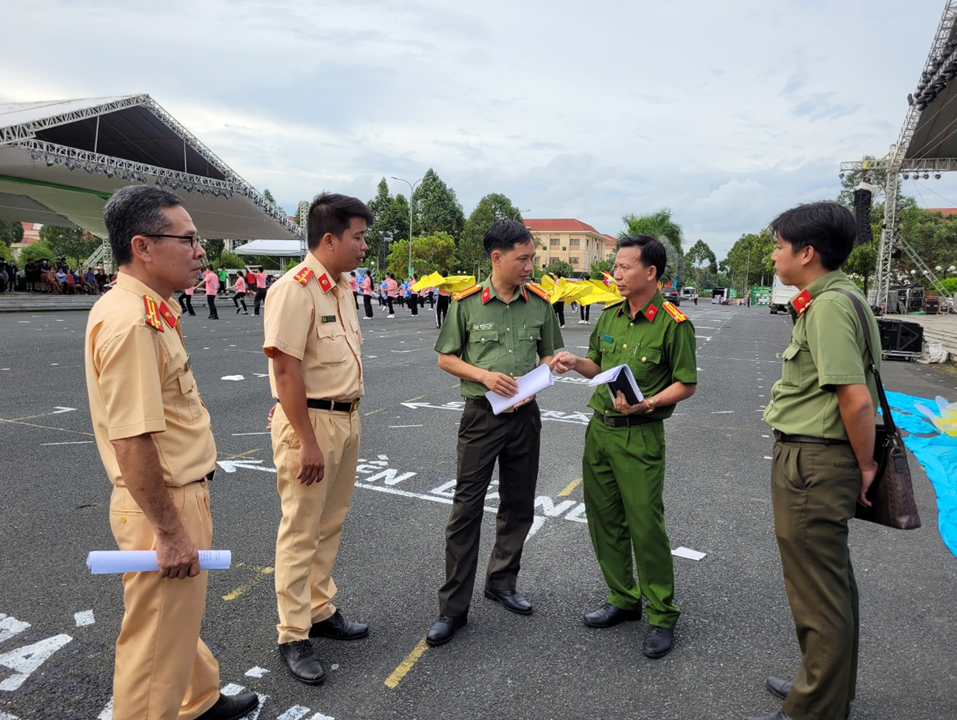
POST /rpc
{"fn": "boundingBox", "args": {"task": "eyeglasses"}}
[142,234,203,249]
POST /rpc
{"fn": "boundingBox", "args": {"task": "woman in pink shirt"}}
[195,268,219,319]
[230,273,249,314]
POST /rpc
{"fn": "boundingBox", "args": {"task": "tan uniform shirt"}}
[85,272,217,487]
[263,252,364,401]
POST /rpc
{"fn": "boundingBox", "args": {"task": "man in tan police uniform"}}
[85,186,256,720]
[264,192,374,684]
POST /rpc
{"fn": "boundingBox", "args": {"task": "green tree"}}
[18,242,55,264]
[620,208,684,254]
[411,169,465,240]
[0,220,24,245]
[457,193,524,279]
[721,230,775,294]
[386,232,456,278]
[0,243,10,261]
[589,258,613,279]
[544,259,574,277]
[213,251,245,270]
[39,226,101,267]
[203,238,225,262]
[366,179,410,270]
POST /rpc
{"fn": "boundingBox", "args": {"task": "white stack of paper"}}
[587,364,644,405]
[485,363,555,415]
[87,550,232,574]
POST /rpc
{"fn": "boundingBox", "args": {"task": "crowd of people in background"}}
[0,257,114,295]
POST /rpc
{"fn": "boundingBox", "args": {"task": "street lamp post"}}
[512,208,531,220]
[391,175,424,278]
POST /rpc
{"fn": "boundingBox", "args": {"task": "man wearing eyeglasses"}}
[84,185,257,720]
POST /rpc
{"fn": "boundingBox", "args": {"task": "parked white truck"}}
[769,274,799,314]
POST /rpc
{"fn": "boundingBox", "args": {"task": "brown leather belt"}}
[306,398,360,413]
[773,430,849,445]
[594,412,654,427]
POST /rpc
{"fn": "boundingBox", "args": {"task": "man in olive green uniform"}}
[552,235,696,660]
[426,219,563,647]
[745,203,881,720]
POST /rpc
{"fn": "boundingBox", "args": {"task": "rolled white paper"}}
[87,550,231,574]
[485,363,555,415]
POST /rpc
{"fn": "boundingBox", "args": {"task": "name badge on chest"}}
[321,315,337,324]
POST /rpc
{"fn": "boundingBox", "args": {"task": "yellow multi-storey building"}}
[524,219,612,274]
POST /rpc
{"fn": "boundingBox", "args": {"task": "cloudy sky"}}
[3,0,955,258]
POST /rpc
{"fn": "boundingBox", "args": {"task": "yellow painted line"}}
[385,638,429,689]
[222,448,261,460]
[558,477,581,497]
[222,565,274,601]
[0,418,94,436]
[364,408,386,417]
[404,395,424,403]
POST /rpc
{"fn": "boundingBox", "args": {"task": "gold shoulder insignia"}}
[526,283,551,302]
[452,285,481,301]
[294,268,314,286]
[143,296,164,333]
[661,301,688,322]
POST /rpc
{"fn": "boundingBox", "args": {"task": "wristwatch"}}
[643,397,656,414]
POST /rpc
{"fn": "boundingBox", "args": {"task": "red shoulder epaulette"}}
[526,283,551,302]
[791,289,812,316]
[143,296,164,333]
[452,285,481,301]
[294,268,314,286]
[661,301,688,323]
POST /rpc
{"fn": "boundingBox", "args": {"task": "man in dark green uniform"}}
[745,202,880,720]
[426,219,563,647]
[551,234,696,659]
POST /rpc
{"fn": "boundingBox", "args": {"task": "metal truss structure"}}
[841,1,957,313]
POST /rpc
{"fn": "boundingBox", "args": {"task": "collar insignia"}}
[645,303,658,322]
[481,286,491,304]
[791,289,812,316]
[317,272,334,293]
[158,301,177,329]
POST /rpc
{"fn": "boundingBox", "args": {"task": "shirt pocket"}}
[633,347,662,386]
[316,323,348,365]
[174,370,204,424]
[520,319,544,344]
[781,343,803,387]
[467,329,500,365]
[599,335,617,358]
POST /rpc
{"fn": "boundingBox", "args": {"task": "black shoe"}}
[426,614,467,647]
[642,625,675,659]
[278,639,325,685]
[582,602,641,628]
[484,587,533,615]
[764,677,850,718]
[196,691,259,720]
[744,713,793,720]
[766,676,792,700]
[308,609,369,640]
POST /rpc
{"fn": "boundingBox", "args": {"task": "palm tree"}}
[620,208,684,255]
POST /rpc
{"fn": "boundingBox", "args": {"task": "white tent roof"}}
[0,94,302,241]
[234,239,304,257]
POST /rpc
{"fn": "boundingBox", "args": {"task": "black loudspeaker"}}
[853,188,873,245]
[878,319,923,354]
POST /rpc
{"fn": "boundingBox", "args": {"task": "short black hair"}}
[483,219,533,257]
[307,192,374,250]
[616,234,666,281]
[770,201,855,270]
[103,185,183,266]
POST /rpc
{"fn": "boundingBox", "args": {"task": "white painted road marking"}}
[221,375,245,381]
[0,633,73,691]
[41,441,94,446]
[51,407,76,414]
[217,460,276,474]
[245,666,269,678]
[74,610,95,627]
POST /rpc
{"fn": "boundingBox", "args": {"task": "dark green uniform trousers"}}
[438,400,541,617]
[772,439,860,720]
[582,418,680,628]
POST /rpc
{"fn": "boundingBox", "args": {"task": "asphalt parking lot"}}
[1,299,955,720]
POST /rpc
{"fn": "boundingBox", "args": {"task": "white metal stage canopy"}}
[0,94,301,241]
[234,239,303,257]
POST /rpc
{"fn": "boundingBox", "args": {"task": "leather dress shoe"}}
[196,692,259,720]
[426,614,467,647]
[484,586,533,615]
[582,602,642,628]
[642,625,675,659]
[309,609,369,640]
[744,713,793,720]
[278,639,325,685]
[764,677,851,719]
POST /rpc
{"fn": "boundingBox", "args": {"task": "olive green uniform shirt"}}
[435,278,564,399]
[585,292,698,419]
[763,270,881,440]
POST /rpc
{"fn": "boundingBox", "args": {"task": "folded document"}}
[485,363,555,415]
[87,550,232,574]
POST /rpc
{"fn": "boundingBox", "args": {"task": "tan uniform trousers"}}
[109,482,220,720]
[272,404,361,644]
